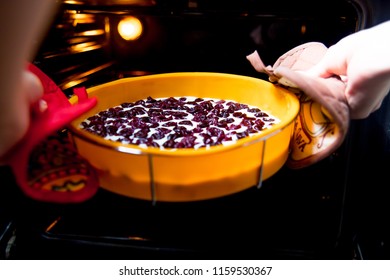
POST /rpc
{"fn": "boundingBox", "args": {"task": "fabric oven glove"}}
[247,42,350,168]
[4,63,99,203]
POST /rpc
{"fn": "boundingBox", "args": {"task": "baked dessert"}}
[80,96,279,149]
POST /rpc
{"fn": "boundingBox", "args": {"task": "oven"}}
[1,0,390,260]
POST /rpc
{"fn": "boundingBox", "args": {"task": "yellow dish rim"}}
[69,72,299,157]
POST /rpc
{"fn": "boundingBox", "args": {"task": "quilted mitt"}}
[247,42,350,168]
[4,63,99,203]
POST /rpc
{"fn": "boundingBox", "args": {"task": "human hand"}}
[307,21,390,119]
[0,70,43,163]
[0,0,58,164]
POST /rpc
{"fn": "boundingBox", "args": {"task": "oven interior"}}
[1,0,390,260]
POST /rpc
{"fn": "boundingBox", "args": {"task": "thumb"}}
[306,45,350,79]
[22,70,44,105]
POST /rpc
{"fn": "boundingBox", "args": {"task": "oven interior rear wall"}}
[1,0,390,259]
[33,0,360,93]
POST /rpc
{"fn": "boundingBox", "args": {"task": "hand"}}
[0,0,58,163]
[307,21,390,119]
[0,71,43,162]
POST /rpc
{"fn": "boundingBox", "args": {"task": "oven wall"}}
[32,0,362,95]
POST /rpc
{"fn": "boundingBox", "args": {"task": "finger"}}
[306,45,350,79]
[22,70,43,104]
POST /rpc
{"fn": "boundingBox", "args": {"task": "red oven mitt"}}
[4,63,99,203]
[247,42,350,168]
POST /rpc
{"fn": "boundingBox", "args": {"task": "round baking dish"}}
[69,72,299,202]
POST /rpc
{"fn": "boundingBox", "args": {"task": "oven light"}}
[301,24,307,35]
[117,16,143,41]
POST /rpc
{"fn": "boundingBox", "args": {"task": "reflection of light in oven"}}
[60,62,114,90]
[127,236,149,241]
[56,13,96,29]
[45,217,61,232]
[62,0,84,5]
[74,29,105,36]
[70,41,103,52]
[117,16,143,40]
[301,24,307,35]
[63,0,157,5]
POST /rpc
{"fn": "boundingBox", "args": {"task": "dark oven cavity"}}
[2,0,390,260]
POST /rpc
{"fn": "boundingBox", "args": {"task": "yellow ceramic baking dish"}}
[68,72,299,202]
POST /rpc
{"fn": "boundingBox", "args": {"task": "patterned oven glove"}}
[247,42,350,168]
[4,63,99,203]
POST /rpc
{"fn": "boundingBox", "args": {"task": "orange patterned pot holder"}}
[247,42,350,168]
